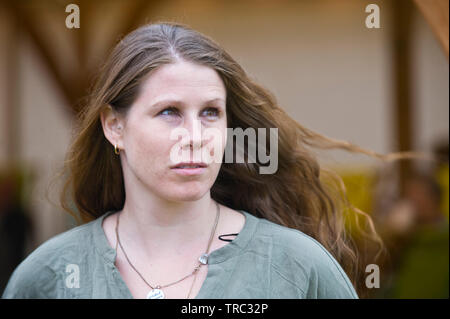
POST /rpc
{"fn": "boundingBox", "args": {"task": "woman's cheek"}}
[127,134,157,171]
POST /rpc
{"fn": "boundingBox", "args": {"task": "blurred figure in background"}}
[378,142,449,298]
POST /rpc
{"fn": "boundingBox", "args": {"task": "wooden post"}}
[392,0,414,196]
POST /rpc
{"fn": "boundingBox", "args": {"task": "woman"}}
[3,21,404,299]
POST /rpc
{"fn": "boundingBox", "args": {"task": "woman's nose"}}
[182,115,204,150]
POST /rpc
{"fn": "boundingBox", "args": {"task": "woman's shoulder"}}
[248,214,358,298]
[2,216,101,298]
[26,218,98,265]
[253,216,337,264]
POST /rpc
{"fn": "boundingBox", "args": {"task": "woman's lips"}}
[171,166,207,176]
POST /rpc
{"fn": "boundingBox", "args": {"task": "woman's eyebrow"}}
[150,98,225,108]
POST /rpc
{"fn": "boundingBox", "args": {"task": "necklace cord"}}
[114,202,220,298]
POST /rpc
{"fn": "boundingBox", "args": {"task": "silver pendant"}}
[147,288,165,299]
[199,253,209,265]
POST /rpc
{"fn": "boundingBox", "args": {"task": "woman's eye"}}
[202,107,220,117]
[159,107,178,116]
[158,107,220,118]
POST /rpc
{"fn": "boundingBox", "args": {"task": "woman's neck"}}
[116,195,218,261]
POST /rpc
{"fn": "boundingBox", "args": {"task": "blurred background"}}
[0,0,448,298]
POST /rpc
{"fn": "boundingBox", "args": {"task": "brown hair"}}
[49,21,428,296]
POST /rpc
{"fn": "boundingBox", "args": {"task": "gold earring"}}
[114,144,120,155]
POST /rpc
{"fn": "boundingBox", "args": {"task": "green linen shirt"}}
[2,210,358,299]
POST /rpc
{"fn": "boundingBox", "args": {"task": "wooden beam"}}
[103,0,160,58]
[413,0,449,59]
[8,0,160,115]
[6,2,77,116]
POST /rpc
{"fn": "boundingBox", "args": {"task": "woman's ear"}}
[100,105,125,149]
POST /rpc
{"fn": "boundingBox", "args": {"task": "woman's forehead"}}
[140,61,226,92]
[135,62,226,106]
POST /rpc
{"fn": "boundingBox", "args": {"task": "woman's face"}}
[113,60,227,202]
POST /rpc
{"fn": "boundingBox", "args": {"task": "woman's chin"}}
[165,189,209,202]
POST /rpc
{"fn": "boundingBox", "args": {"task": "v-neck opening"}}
[93,208,258,299]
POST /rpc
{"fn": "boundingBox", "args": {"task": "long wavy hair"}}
[50,21,425,297]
